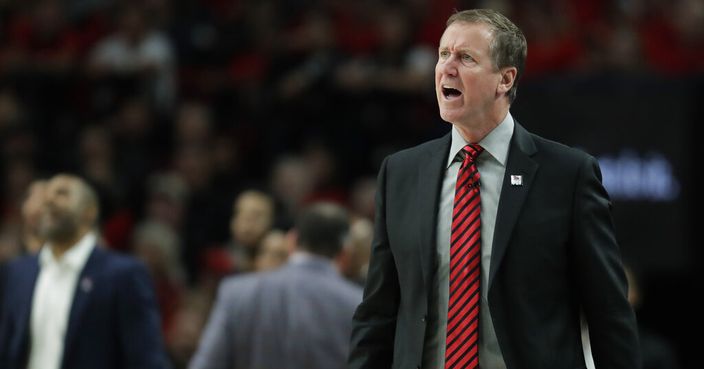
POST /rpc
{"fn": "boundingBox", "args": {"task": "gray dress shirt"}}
[422,112,514,369]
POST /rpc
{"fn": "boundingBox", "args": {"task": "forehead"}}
[236,193,271,211]
[47,176,79,193]
[439,21,494,51]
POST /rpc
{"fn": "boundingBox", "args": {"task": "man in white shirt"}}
[0,174,170,369]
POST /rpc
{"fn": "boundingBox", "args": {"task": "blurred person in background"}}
[190,202,362,369]
[253,229,289,271]
[132,219,186,340]
[349,9,639,369]
[197,189,276,303]
[226,190,275,265]
[0,173,170,369]
[202,189,275,276]
[339,217,373,286]
[88,3,176,111]
[20,179,47,254]
[0,161,41,264]
[166,290,211,369]
[269,155,314,226]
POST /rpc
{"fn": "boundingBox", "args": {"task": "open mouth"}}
[442,86,462,99]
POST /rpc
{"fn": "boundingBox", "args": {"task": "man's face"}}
[39,176,84,243]
[230,194,273,248]
[435,21,502,128]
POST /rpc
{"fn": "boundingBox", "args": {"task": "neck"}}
[454,104,509,143]
[50,230,89,260]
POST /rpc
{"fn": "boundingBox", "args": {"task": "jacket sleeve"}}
[116,260,172,369]
[349,157,400,369]
[570,155,641,369]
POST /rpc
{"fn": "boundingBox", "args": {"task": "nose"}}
[437,56,458,78]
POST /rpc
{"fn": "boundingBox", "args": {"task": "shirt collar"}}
[39,231,97,271]
[446,111,515,168]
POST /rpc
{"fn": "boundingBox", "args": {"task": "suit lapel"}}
[417,133,452,291]
[489,123,538,289]
[63,246,102,359]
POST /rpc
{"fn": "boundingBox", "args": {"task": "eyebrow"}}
[438,46,475,53]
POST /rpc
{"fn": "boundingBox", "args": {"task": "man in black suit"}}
[349,8,640,369]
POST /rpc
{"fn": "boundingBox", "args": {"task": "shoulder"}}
[521,125,595,169]
[534,135,591,160]
[334,277,364,302]
[4,254,38,269]
[2,254,38,279]
[386,134,449,166]
[91,247,150,280]
[216,272,262,301]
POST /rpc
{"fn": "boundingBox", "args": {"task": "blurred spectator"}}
[0,173,170,369]
[145,171,189,231]
[0,89,24,131]
[349,176,377,221]
[275,9,338,101]
[88,4,176,111]
[166,290,210,369]
[190,202,362,369]
[269,155,314,224]
[0,159,38,263]
[132,219,186,338]
[253,229,289,271]
[339,217,373,286]
[20,179,46,254]
[638,0,704,74]
[301,139,347,205]
[173,101,212,148]
[0,0,79,75]
[199,190,275,293]
[335,6,434,94]
[228,189,275,259]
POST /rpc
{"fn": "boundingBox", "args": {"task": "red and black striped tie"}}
[445,144,484,369]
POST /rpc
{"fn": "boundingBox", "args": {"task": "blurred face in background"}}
[230,192,274,248]
[254,230,289,271]
[435,21,503,130]
[39,176,91,244]
[22,180,47,233]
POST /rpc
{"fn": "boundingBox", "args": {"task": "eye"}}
[461,54,474,62]
[439,50,450,59]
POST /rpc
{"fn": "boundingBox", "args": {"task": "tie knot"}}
[461,144,483,162]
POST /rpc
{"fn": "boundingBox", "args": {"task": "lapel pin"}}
[80,277,93,293]
[510,175,523,186]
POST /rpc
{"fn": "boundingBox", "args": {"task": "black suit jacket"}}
[349,123,640,369]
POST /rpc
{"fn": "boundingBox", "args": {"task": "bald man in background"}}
[0,174,170,369]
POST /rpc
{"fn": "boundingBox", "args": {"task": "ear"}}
[497,66,517,97]
[83,204,99,226]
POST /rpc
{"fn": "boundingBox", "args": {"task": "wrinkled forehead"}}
[439,21,494,51]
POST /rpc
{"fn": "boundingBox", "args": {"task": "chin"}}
[439,109,460,124]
